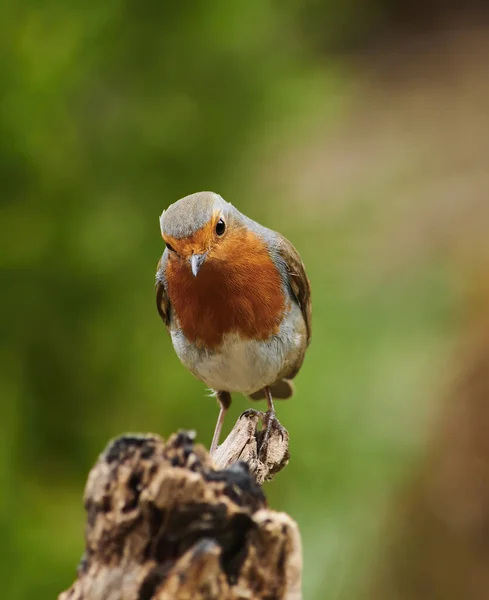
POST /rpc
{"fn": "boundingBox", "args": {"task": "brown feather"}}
[276,234,312,346]
[156,277,170,328]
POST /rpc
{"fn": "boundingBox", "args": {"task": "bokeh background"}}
[2,1,489,598]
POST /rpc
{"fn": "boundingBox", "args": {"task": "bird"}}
[155,191,311,454]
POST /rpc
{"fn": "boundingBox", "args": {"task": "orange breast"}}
[165,228,285,350]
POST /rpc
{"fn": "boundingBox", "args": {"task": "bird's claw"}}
[258,411,288,462]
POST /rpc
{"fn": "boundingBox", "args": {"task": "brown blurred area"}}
[344,14,489,600]
[261,9,489,597]
[370,293,489,600]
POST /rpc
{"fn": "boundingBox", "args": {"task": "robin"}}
[155,191,311,453]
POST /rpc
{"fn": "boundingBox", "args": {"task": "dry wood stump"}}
[59,409,302,600]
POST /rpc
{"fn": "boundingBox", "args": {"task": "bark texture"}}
[59,411,301,600]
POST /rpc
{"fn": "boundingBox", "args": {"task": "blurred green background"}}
[2,1,489,599]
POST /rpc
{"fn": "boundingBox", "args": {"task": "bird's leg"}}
[210,391,231,454]
[259,386,288,461]
[264,385,276,419]
[260,386,276,455]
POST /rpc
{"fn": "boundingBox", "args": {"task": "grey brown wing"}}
[276,234,312,346]
[155,253,171,329]
[249,233,311,400]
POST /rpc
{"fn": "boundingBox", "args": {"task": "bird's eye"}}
[165,242,175,252]
[215,218,226,236]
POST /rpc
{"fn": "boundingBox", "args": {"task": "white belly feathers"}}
[170,302,305,396]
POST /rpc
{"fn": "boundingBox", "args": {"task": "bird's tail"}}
[248,378,295,401]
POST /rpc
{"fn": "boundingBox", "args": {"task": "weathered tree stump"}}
[59,410,302,600]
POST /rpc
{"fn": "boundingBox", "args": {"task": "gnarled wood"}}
[212,408,290,484]
[59,412,301,600]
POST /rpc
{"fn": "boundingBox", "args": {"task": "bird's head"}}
[159,191,235,276]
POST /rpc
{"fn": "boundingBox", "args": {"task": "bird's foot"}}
[241,408,265,420]
[258,410,288,462]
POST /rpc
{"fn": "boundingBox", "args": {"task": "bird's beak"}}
[190,253,207,277]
